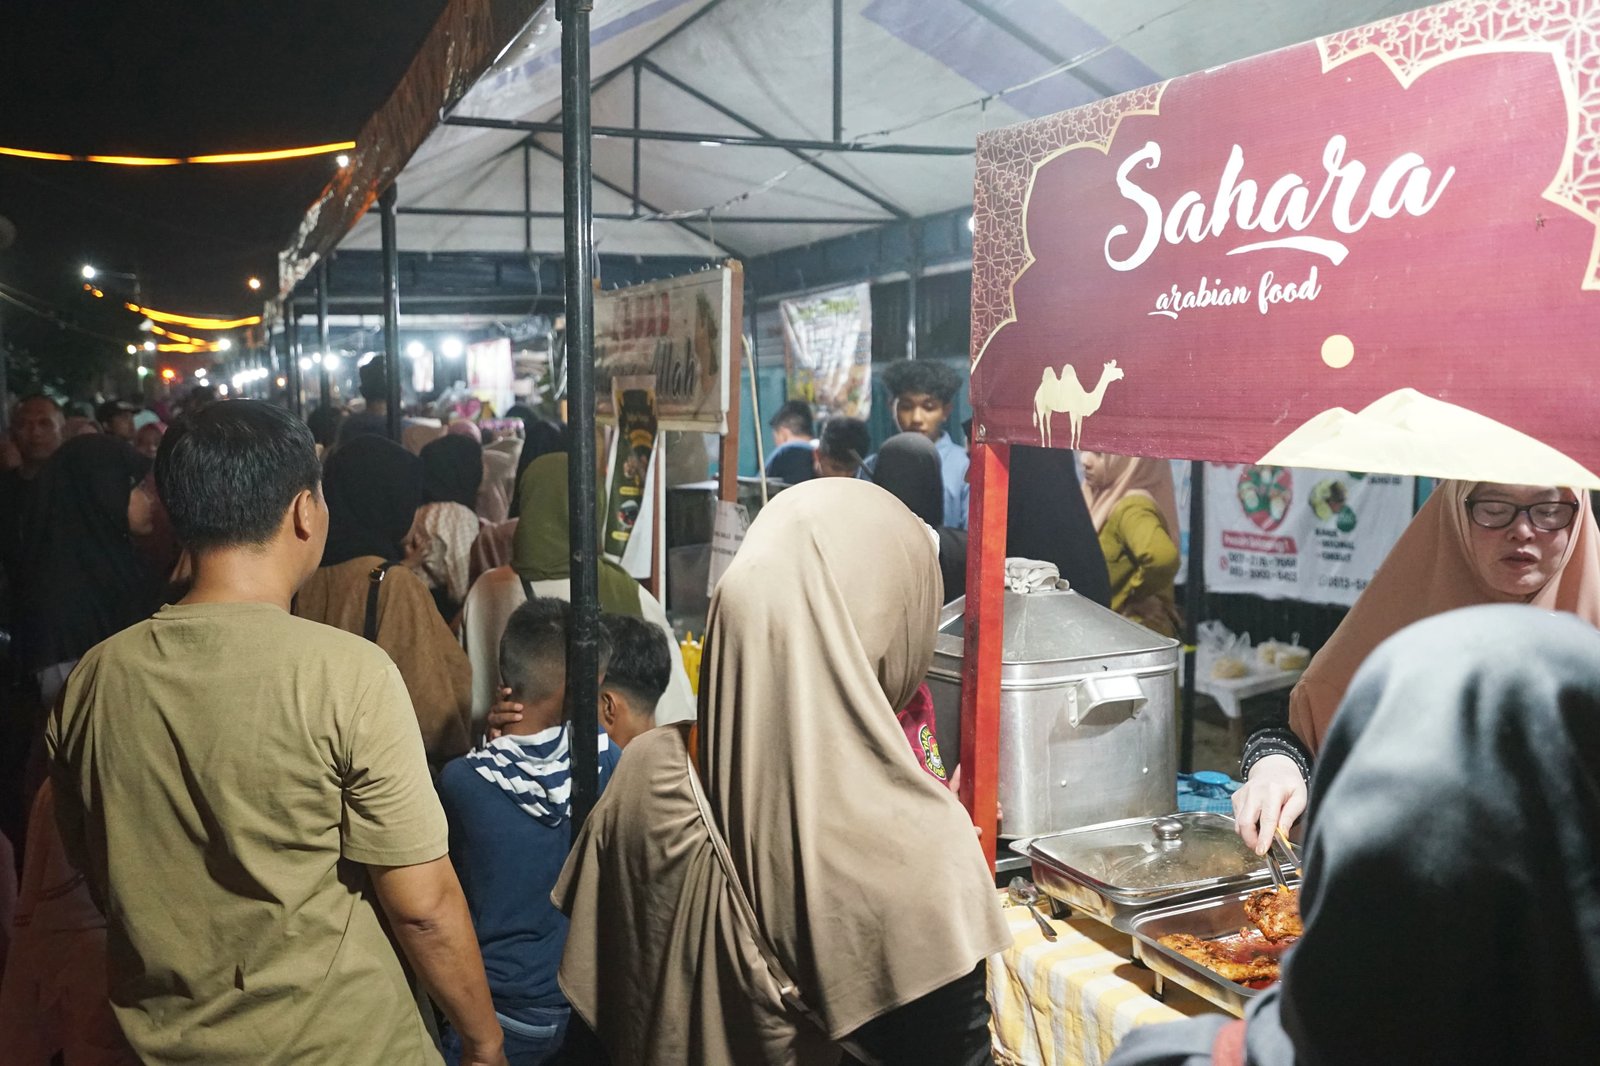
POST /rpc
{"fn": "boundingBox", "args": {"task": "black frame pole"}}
[560,0,602,830]
[1179,460,1205,773]
[832,0,844,143]
[284,301,302,417]
[317,260,332,410]
[380,184,403,442]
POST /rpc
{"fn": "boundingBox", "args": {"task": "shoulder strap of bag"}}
[682,745,823,1027]
[364,562,399,643]
[519,575,536,601]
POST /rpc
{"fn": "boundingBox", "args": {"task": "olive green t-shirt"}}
[46,601,448,1064]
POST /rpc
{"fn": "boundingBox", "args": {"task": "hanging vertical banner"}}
[595,266,735,432]
[706,499,751,597]
[464,336,512,416]
[780,282,872,420]
[1202,465,1413,606]
[603,376,658,561]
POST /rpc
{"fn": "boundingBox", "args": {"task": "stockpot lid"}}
[938,589,1178,665]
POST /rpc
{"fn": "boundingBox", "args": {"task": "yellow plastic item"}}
[679,632,704,695]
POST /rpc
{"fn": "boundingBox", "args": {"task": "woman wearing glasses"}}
[1231,481,1600,853]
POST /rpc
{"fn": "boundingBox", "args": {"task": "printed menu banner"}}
[1202,464,1413,607]
[780,283,872,420]
[602,376,658,561]
[596,266,734,432]
[706,500,751,597]
[968,0,1600,482]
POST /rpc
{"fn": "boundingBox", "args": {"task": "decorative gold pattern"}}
[970,84,1165,368]
[1319,0,1600,286]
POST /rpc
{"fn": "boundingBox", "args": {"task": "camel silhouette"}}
[1031,360,1125,448]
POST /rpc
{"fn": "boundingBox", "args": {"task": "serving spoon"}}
[1007,876,1058,941]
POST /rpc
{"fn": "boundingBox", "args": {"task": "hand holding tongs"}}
[1266,826,1302,891]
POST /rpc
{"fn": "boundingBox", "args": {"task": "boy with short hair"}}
[878,359,969,528]
[764,400,817,485]
[814,416,871,479]
[598,613,673,748]
[437,598,618,1066]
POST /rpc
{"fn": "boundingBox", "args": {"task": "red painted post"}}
[959,437,1010,868]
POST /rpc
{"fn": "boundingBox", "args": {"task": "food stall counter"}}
[989,897,1212,1066]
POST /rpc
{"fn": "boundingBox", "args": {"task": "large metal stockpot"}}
[925,588,1179,838]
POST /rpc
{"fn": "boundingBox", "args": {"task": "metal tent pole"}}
[284,302,302,416]
[1180,461,1205,773]
[380,186,403,442]
[560,0,602,830]
[317,260,332,410]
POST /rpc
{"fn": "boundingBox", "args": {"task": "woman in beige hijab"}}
[1081,452,1183,636]
[553,478,1010,1066]
[1233,479,1600,853]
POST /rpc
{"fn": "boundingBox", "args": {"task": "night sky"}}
[0,0,445,380]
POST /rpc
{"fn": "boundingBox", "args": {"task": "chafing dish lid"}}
[1028,812,1287,902]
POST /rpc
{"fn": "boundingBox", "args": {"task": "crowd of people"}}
[4,357,1596,1065]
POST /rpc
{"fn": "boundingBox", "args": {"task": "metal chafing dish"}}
[1012,812,1298,931]
[1129,884,1301,1017]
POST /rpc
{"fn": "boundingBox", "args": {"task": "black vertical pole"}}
[631,62,642,216]
[285,303,303,417]
[906,222,922,361]
[523,142,534,255]
[1180,460,1205,772]
[831,0,844,143]
[560,0,602,830]
[317,260,332,410]
[380,185,403,442]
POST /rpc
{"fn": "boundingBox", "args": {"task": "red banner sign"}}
[969,1,1600,480]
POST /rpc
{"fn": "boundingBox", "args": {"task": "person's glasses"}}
[1464,498,1579,531]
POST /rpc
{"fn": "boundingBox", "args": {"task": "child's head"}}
[498,597,613,734]
[881,360,962,442]
[815,416,870,478]
[598,613,672,748]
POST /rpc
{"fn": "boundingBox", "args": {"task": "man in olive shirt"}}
[46,401,506,1065]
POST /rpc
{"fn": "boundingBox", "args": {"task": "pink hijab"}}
[1289,480,1600,753]
[1082,453,1181,535]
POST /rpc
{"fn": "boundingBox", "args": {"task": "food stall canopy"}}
[283,0,1432,277]
[969,0,1600,487]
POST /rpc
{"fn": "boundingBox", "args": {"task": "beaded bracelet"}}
[1239,727,1313,783]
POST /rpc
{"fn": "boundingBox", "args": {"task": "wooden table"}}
[1195,666,1305,751]
[988,899,1214,1066]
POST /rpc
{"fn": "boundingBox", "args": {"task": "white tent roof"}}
[337,0,1425,260]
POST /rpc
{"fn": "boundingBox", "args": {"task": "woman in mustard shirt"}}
[1081,452,1182,636]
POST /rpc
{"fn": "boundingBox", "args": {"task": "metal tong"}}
[1265,827,1302,891]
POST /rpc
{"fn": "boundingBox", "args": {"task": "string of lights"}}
[124,303,260,330]
[0,140,355,167]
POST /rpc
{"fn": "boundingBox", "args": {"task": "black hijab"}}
[507,404,569,512]
[321,434,423,566]
[1109,604,1600,1066]
[18,434,157,668]
[1271,603,1600,1064]
[873,433,966,604]
[873,433,943,528]
[421,434,483,510]
[1006,446,1111,607]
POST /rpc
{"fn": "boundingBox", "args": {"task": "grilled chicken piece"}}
[1243,886,1303,942]
[1156,933,1280,984]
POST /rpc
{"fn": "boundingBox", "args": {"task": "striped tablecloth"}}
[988,897,1214,1066]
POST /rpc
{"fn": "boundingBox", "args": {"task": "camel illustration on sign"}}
[1032,360,1124,448]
